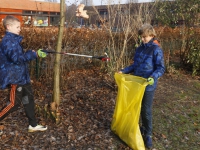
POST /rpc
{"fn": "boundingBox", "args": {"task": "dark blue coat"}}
[121,39,165,91]
[0,31,37,89]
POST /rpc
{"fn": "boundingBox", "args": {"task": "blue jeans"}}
[141,90,155,136]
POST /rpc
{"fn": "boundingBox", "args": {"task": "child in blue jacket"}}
[0,15,47,132]
[119,24,165,148]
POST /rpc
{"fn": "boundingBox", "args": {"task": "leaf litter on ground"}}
[0,68,199,150]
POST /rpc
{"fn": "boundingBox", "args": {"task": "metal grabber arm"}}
[41,50,110,61]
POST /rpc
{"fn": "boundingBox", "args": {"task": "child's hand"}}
[147,77,154,85]
[37,49,47,58]
[118,71,123,74]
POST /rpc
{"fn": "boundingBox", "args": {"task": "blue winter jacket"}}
[121,39,165,91]
[0,31,37,89]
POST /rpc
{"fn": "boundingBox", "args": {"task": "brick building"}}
[0,0,63,26]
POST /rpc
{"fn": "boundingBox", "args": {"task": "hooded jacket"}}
[121,39,165,91]
[0,31,37,89]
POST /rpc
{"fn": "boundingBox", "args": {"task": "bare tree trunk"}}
[52,0,65,124]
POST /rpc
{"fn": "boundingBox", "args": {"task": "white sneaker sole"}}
[28,127,47,132]
[28,129,47,132]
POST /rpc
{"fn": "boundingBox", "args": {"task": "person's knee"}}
[22,96,29,104]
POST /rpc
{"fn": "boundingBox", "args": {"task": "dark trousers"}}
[141,90,155,136]
[0,83,37,127]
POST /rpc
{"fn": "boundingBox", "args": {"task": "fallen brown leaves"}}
[1,68,199,149]
[0,68,130,149]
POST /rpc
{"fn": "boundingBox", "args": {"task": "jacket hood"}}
[141,38,160,48]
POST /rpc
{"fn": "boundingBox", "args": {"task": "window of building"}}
[23,16,31,25]
[50,16,59,26]
[98,9,108,15]
[32,16,48,26]
[50,12,60,15]
[43,12,48,15]
[23,11,32,14]
[23,11,37,15]
[50,12,56,15]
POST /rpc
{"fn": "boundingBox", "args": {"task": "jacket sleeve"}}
[121,49,138,74]
[121,63,135,74]
[24,50,37,61]
[150,47,165,80]
[4,40,37,64]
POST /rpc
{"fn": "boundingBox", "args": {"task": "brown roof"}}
[0,0,60,12]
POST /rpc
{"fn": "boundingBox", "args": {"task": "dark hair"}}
[138,24,156,37]
[3,15,20,29]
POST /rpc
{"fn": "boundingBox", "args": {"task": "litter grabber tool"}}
[41,50,110,61]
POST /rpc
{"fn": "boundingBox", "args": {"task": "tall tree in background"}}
[52,0,65,124]
[66,4,77,25]
[80,0,93,6]
[155,0,200,75]
[156,0,199,27]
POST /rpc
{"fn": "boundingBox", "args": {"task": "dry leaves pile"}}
[0,67,199,149]
[0,68,130,149]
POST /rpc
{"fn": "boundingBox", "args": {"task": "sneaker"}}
[145,135,153,149]
[28,124,47,132]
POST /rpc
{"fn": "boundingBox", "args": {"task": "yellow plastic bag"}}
[111,73,148,150]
